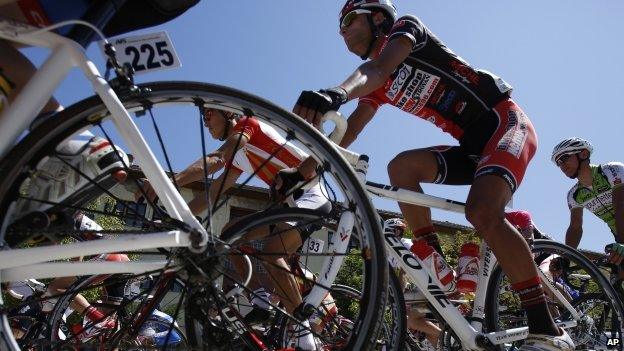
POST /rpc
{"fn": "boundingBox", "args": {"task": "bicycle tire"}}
[189,207,388,350]
[48,273,188,349]
[0,81,387,350]
[292,266,406,351]
[485,239,624,350]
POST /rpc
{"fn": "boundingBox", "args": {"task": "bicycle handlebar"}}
[321,111,361,166]
[320,111,347,144]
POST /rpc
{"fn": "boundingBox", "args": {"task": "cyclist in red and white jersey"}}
[277,1,572,349]
[140,108,330,349]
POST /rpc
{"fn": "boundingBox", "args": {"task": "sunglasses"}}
[340,9,371,29]
[555,152,578,166]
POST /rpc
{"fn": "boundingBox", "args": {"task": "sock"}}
[511,277,558,335]
[84,306,105,322]
[250,288,272,310]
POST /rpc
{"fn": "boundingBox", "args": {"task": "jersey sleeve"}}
[358,94,384,110]
[387,15,428,52]
[567,186,582,209]
[231,116,259,141]
[601,162,624,188]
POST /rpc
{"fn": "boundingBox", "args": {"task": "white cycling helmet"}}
[551,137,593,164]
[383,217,407,236]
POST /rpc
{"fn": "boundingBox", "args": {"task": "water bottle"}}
[456,242,480,293]
[411,239,455,292]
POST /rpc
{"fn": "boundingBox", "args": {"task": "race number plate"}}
[100,31,181,75]
[304,237,325,254]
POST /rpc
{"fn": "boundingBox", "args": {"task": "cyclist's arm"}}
[340,103,377,148]
[174,154,225,187]
[187,167,242,215]
[338,36,412,100]
[612,186,624,243]
[176,131,250,185]
[565,207,583,248]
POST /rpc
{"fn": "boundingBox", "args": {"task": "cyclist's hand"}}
[607,243,624,265]
[271,168,305,201]
[293,88,348,127]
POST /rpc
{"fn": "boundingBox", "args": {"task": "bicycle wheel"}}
[48,273,188,349]
[485,239,624,350]
[378,267,406,351]
[0,81,387,350]
[279,266,405,351]
[186,207,387,350]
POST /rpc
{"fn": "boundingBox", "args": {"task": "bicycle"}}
[0,2,388,350]
[317,111,624,350]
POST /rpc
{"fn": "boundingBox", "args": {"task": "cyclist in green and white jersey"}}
[552,137,624,267]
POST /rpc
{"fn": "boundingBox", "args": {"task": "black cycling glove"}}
[271,167,306,201]
[296,87,348,115]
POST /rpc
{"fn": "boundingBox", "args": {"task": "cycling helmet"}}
[340,0,397,60]
[340,0,397,25]
[551,137,593,164]
[383,217,407,237]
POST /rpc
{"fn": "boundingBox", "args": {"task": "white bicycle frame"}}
[315,112,581,350]
[374,189,580,349]
[0,19,207,282]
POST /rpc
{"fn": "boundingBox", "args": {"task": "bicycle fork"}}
[295,155,370,322]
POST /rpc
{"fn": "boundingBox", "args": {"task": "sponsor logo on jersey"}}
[430,84,447,105]
[449,60,480,85]
[605,164,623,182]
[578,190,613,214]
[387,64,413,100]
[436,89,456,112]
[393,69,440,114]
[454,101,467,114]
[392,19,406,30]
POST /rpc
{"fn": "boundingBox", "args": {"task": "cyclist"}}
[7,212,128,340]
[552,137,624,270]
[277,1,573,348]
[139,108,331,349]
[384,217,441,348]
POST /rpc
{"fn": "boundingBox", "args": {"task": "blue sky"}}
[23,1,624,252]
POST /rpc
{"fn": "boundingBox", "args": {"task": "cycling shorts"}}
[429,98,537,193]
[286,181,331,244]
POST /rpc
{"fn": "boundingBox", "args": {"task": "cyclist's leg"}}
[261,226,304,313]
[45,253,127,326]
[386,148,439,231]
[465,100,570,344]
[387,146,475,254]
[0,39,61,118]
[406,309,440,345]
